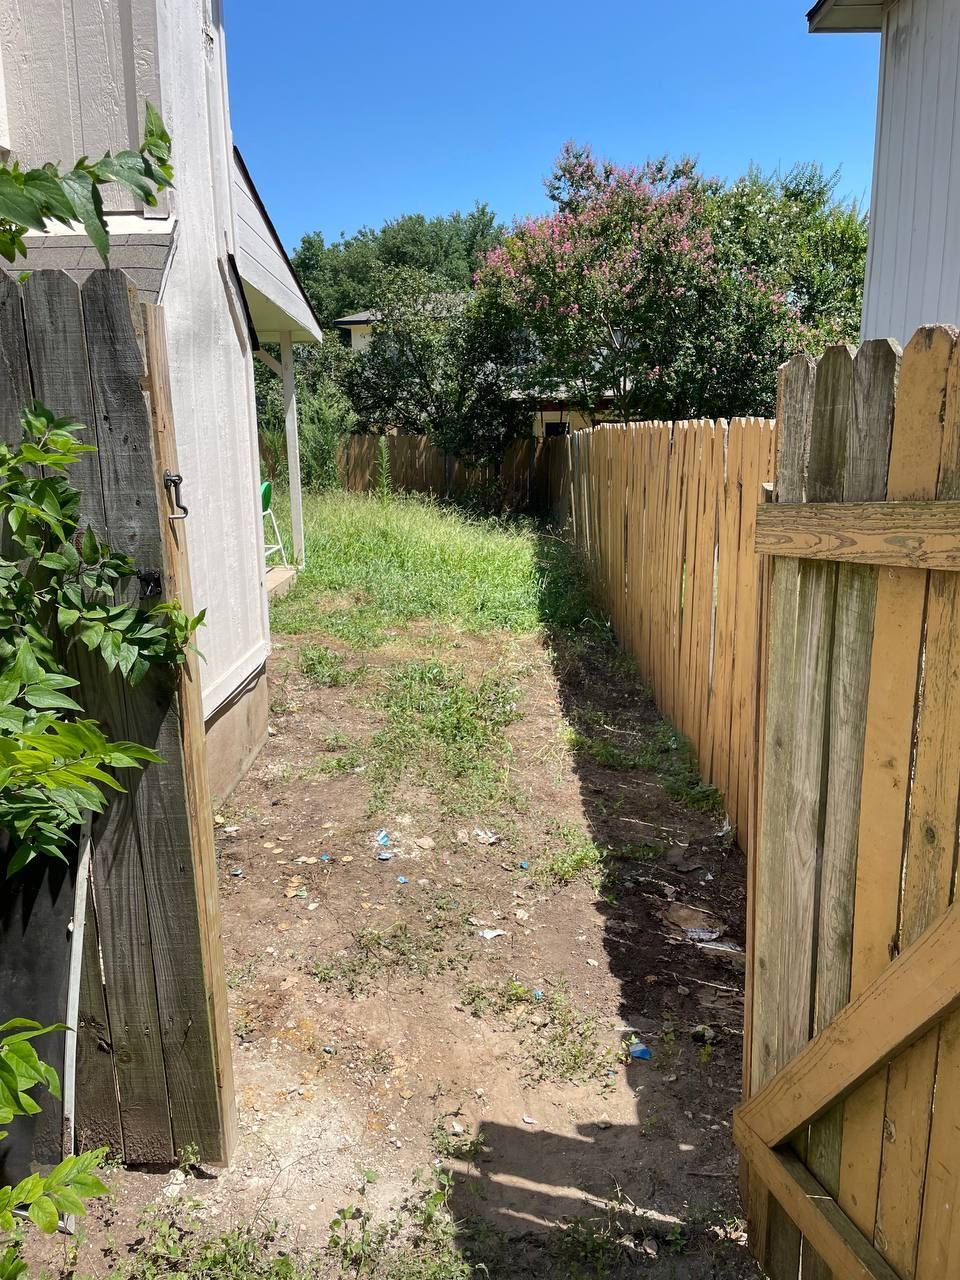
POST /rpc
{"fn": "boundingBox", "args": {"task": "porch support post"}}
[279,331,305,568]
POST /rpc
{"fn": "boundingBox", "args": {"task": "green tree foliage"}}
[0,406,204,876]
[255,339,356,491]
[479,142,867,422]
[0,1021,108,1280]
[340,266,530,468]
[292,203,503,326]
[708,162,868,350]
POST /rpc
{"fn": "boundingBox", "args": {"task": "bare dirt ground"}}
[41,608,757,1278]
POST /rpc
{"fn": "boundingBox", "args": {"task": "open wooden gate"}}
[737,326,960,1278]
[0,269,235,1169]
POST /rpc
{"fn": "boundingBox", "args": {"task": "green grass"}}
[563,720,722,812]
[364,659,520,812]
[540,824,605,885]
[460,978,615,1084]
[311,921,464,995]
[538,824,662,889]
[299,643,367,687]
[272,491,604,642]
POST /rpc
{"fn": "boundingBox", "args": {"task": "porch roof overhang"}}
[807,0,883,31]
[232,147,323,345]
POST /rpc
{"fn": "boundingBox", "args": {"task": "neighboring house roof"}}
[333,311,377,326]
[807,0,883,31]
[232,147,323,345]
[0,232,175,303]
[334,294,471,329]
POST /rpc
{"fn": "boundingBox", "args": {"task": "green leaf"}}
[21,168,78,223]
[0,172,46,232]
[22,686,83,711]
[27,1193,59,1233]
[80,524,99,565]
[59,170,108,264]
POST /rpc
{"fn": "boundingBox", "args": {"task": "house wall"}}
[153,0,270,723]
[0,0,167,214]
[342,322,373,353]
[862,0,960,341]
[1,0,271,761]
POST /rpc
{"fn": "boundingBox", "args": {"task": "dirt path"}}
[50,575,758,1278]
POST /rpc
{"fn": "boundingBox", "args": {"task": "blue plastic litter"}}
[629,1043,652,1061]
[376,829,390,847]
[397,876,409,884]
[320,854,331,863]
[519,860,530,871]
[533,989,544,1002]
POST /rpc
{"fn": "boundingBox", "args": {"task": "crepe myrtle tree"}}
[340,265,532,470]
[478,142,833,424]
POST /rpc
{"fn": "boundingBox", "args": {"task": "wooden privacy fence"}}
[737,328,960,1280]
[0,269,234,1168]
[340,433,542,507]
[543,420,776,847]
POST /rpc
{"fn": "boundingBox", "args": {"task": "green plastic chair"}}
[261,481,287,566]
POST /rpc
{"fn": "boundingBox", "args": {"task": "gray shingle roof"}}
[0,232,175,303]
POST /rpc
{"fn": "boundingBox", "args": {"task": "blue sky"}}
[225,0,880,254]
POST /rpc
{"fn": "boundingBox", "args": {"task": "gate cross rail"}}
[738,492,960,1280]
[754,498,960,569]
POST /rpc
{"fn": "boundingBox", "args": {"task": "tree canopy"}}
[340,265,530,468]
[292,203,503,327]
[478,143,868,423]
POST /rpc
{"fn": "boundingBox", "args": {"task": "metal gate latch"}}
[163,470,189,521]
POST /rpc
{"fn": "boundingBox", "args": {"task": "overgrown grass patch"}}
[299,643,367,687]
[365,659,521,813]
[273,491,555,638]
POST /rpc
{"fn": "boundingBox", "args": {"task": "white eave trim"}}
[808,0,883,31]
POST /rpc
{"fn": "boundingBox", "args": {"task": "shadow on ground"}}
[445,526,755,1278]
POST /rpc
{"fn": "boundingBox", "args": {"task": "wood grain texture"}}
[914,339,960,1280]
[806,339,900,1268]
[75,875,123,1158]
[0,272,31,429]
[750,355,816,1280]
[734,1117,902,1280]
[740,896,960,1147]
[755,499,960,568]
[870,328,959,1275]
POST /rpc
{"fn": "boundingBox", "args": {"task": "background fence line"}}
[339,434,543,508]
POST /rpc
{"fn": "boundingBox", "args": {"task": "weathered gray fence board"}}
[0,269,233,1166]
[76,876,123,1157]
[81,272,222,1161]
[0,273,31,426]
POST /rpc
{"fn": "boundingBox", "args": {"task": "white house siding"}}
[155,0,269,718]
[0,0,166,214]
[862,0,960,341]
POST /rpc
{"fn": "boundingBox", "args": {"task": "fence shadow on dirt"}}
[445,527,753,1278]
